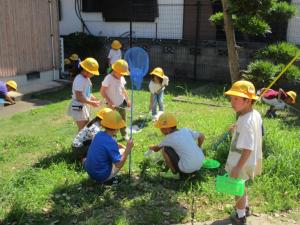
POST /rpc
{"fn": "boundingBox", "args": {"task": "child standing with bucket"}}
[224,80,263,225]
[100,59,131,141]
[148,67,169,120]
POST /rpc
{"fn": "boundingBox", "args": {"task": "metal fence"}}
[79,1,297,81]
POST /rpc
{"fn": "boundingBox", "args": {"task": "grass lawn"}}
[0,78,299,225]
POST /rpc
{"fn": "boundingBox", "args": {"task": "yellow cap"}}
[154,113,177,129]
[287,91,297,104]
[96,107,113,120]
[224,80,258,100]
[6,80,17,91]
[111,40,122,50]
[70,54,79,61]
[112,59,130,76]
[64,58,71,65]
[80,57,99,76]
[150,67,165,79]
[101,111,126,129]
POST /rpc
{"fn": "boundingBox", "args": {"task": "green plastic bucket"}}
[202,159,220,169]
[216,173,245,196]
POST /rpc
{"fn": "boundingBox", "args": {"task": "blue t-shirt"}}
[84,131,121,182]
[0,81,8,96]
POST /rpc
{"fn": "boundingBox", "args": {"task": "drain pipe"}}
[48,0,56,80]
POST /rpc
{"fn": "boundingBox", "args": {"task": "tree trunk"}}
[221,0,240,83]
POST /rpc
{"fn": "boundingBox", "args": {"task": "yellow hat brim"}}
[225,90,259,100]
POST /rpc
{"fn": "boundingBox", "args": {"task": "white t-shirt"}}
[226,109,263,170]
[148,76,169,94]
[71,74,91,106]
[108,49,122,65]
[158,128,205,173]
[102,74,126,106]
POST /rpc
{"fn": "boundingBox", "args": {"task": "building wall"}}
[287,0,300,45]
[0,0,60,79]
[59,0,184,39]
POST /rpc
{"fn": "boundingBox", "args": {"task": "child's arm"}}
[114,139,134,169]
[75,91,99,107]
[197,134,205,148]
[122,87,131,107]
[100,86,115,108]
[4,95,16,104]
[230,149,252,178]
[148,145,162,152]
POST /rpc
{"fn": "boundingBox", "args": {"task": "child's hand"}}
[149,145,160,152]
[126,100,131,107]
[228,124,236,134]
[230,166,240,178]
[90,101,100,107]
[126,139,134,150]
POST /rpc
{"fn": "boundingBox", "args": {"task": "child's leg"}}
[158,91,164,112]
[76,120,88,132]
[116,106,127,137]
[152,94,158,116]
[161,147,180,174]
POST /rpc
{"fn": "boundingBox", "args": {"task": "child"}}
[224,80,263,225]
[72,107,112,160]
[148,67,169,119]
[67,57,100,132]
[100,59,131,140]
[148,112,205,179]
[259,88,297,118]
[0,80,18,105]
[83,110,134,184]
[69,53,81,79]
[108,40,122,68]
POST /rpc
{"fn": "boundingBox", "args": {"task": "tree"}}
[210,0,297,83]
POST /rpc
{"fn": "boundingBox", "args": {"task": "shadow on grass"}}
[2,173,188,225]
[32,147,83,172]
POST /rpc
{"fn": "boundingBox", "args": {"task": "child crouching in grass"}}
[83,110,134,185]
[224,80,263,225]
[72,107,112,161]
[149,112,205,179]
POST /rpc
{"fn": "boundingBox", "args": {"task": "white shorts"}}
[262,97,286,110]
[67,102,90,121]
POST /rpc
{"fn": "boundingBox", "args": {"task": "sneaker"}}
[234,206,251,217]
[159,171,180,180]
[230,213,247,225]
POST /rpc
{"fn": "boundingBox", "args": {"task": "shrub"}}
[63,32,103,60]
[242,60,279,87]
[256,42,300,64]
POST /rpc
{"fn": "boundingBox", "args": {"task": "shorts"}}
[163,147,188,176]
[104,165,120,182]
[261,97,285,110]
[67,102,90,121]
[72,140,91,160]
[225,160,263,181]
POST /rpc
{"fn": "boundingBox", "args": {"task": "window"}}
[82,0,158,22]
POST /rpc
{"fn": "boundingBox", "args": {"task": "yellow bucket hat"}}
[150,67,165,79]
[80,57,100,76]
[111,40,122,50]
[101,111,126,129]
[112,59,130,76]
[154,112,177,129]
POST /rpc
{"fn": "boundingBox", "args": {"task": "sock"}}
[237,208,246,218]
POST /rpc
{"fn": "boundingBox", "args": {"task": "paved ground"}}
[177,214,298,225]
[0,79,70,118]
[0,99,52,118]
